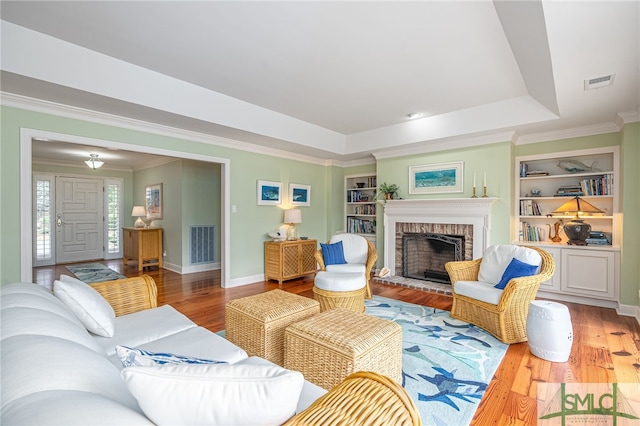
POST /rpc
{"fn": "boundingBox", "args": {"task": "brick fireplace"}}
[382,198,496,280]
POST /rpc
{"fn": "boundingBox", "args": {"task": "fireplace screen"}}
[402,233,464,284]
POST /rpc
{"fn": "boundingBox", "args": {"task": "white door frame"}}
[20,128,231,287]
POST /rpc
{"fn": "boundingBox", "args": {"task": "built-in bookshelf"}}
[516,147,618,245]
[514,146,621,307]
[345,173,377,238]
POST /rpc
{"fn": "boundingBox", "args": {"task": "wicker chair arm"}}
[285,371,420,426]
[90,275,158,317]
[444,258,482,284]
[314,249,327,271]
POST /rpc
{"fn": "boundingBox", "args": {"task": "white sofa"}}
[0,279,327,425]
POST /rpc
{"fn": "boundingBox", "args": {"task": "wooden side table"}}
[264,239,317,285]
[123,227,163,271]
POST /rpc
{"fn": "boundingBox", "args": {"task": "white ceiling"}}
[1,1,639,166]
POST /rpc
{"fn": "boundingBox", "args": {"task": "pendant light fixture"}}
[84,154,104,170]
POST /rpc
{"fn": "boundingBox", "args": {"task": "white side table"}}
[526,300,573,362]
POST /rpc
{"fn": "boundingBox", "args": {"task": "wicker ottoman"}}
[313,271,366,313]
[225,289,320,366]
[284,307,402,390]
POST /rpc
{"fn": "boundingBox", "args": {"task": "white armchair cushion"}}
[454,280,503,305]
[121,363,304,426]
[325,263,366,275]
[477,245,542,285]
[329,233,368,265]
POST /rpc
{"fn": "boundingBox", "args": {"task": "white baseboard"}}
[157,262,221,275]
[225,274,266,288]
[617,303,640,325]
[182,262,221,275]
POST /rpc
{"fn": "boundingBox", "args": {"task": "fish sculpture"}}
[557,159,600,173]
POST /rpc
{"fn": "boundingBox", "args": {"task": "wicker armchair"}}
[90,275,158,316]
[445,245,555,344]
[285,371,421,426]
[315,234,377,299]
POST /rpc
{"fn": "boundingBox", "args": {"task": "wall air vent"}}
[584,73,615,90]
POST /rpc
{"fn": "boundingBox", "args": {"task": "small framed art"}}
[289,183,310,207]
[145,183,163,219]
[409,161,464,194]
[257,180,283,205]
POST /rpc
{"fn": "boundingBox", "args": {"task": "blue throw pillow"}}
[320,241,347,266]
[116,345,226,367]
[494,257,539,290]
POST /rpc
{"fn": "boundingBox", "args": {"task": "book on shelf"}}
[525,171,549,176]
[519,199,542,216]
[347,217,375,234]
[579,175,613,196]
[519,221,547,242]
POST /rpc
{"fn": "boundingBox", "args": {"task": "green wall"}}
[1,105,638,307]
[620,122,640,306]
[0,105,329,283]
[375,142,513,259]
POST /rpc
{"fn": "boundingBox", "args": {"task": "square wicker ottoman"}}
[284,307,402,390]
[225,289,320,366]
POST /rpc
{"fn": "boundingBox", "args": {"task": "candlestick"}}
[482,185,488,198]
[471,186,478,198]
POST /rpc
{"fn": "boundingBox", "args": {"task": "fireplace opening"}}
[402,233,464,284]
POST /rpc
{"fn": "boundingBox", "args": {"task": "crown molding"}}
[372,131,516,160]
[514,122,621,145]
[0,92,331,167]
[615,110,640,128]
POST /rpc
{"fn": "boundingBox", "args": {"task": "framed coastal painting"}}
[409,161,464,194]
[289,183,310,207]
[257,180,282,205]
[145,183,163,219]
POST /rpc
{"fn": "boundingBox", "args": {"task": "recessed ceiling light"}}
[407,113,422,119]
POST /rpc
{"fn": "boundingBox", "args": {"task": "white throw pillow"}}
[54,275,116,337]
[477,245,542,285]
[121,363,304,426]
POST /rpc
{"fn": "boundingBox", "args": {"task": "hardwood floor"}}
[35,260,640,425]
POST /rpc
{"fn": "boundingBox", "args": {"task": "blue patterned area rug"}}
[65,262,126,284]
[366,295,508,426]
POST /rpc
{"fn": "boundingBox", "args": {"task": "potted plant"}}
[376,182,399,201]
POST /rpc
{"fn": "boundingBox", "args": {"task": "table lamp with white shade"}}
[284,208,302,240]
[131,206,147,228]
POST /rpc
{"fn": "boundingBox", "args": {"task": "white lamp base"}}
[287,224,298,240]
[134,217,145,228]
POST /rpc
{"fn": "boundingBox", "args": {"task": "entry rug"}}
[366,296,508,426]
[66,262,126,284]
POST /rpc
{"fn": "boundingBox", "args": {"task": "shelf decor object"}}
[552,196,604,245]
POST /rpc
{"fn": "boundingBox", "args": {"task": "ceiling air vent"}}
[584,73,615,90]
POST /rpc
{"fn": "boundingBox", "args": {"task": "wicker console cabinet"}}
[264,239,317,286]
[123,227,163,271]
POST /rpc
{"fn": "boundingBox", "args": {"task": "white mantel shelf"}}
[380,197,498,212]
[381,197,498,274]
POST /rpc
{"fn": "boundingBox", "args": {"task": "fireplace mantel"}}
[381,198,497,276]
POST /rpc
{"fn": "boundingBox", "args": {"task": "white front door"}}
[55,177,104,263]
